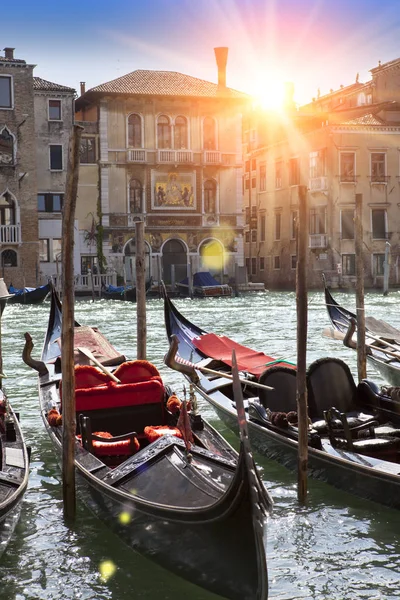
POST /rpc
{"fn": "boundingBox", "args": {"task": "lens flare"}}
[99,560,117,582]
[119,511,131,525]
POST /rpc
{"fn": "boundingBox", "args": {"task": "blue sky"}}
[4,0,400,106]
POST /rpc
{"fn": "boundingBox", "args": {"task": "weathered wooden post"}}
[187,259,193,298]
[88,268,95,302]
[383,241,390,296]
[61,124,83,522]
[355,193,367,381]
[135,221,146,360]
[0,278,12,390]
[171,265,176,292]
[296,184,308,503]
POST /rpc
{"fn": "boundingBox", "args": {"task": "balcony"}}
[157,150,193,164]
[309,233,328,249]
[127,149,147,162]
[309,176,328,192]
[0,224,21,244]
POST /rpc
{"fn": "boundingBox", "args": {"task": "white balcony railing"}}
[157,150,193,164]
[309,234,328,249]
[308,176,328,192]
[0,224,21,244]
[127,149,147,162]
[203,151,221,164]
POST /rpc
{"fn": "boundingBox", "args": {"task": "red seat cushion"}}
[75,379,165,412]
[77,431,140,456]
[144,425,182,443]
[113,360,161,383]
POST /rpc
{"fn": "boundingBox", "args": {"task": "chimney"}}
[4,47,15,60]
[80,82,86,96]
[214,47,228,88]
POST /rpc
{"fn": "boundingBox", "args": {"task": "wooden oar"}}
[192,363,274,391]
[77,347,121,383]
[323,326,400,361]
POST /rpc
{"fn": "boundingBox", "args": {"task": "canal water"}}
[1,290,400,600]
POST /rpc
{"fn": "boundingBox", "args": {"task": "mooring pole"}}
[296,184,308,503]
[355,193,367,381]
[135,221,146,360]
[61,124,83,522]
[383,241,390,297]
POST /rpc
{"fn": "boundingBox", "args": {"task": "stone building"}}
[244,56,400,289]
[33,77,77,282]
[0,47,38,287]
[75,48,249,287]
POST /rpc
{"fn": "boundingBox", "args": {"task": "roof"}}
[83,69,248,99]
[370,57,400,75]
[341,113,384,126]
[33,77,75,93]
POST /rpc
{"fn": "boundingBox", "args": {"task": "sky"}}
[4,0,400,107]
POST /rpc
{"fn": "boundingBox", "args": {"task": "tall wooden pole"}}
[355,193,367,381]
[296,184,308,503]
[61,124,83,522]
[135,221,146,359]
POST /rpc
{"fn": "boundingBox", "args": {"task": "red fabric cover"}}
[144,425,183,443]
[193,333,296,377]
[114,360,161,383]
[77,431,140,456]
[75,379,165,412]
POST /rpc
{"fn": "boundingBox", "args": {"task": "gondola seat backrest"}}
[306,357,358,420]
[258,366,297,412]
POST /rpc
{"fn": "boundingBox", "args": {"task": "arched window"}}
[124,237,151,282]
[0,127,14,165]
[203,117,216,150]
[1,249,17,267]
[0,192,15,225]
[129,179,142,214]
[157,115,171,149]
[204,180,217,214]
[174,116,187,149]
[128,114,142,148]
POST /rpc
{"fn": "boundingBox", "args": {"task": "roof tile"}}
[33,77,75,93]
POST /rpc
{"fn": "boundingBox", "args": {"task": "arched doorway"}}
[199,239,224,280]
[124,237,151,284]
[162,239,187,284]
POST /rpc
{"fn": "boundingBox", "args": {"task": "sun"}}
[252,78,288,112]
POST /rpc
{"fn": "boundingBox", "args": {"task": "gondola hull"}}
[101,279,152,302]
[8,283,51,305]
[31,288,270,599]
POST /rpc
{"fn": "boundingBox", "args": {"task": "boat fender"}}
[22,332,48,376]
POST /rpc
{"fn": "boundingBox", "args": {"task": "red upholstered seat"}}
[114,360,161,383]
[75,379,165,412]
[144,425,183,443]
[75,365,112,388]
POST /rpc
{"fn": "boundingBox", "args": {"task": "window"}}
[174,116,187,149]
[260,215,266,242]
[81,255,98,275]
[251,177,256,188]
[0,127,14,165]
[0,76,12,108]
[49,145,63,170]
[371,153,386,183]
[204,180,216,214]
[291,211,298,239]
[245,160,250,173]
[291,255,297,269]
[203,117,216,150]
[129,179,142,214]
[340,152,356,183]
[371,209,387,239]
[245,230,250,243]
[373,253,385,276]
[39,239,49,262]
[289,157,300,186]
[309,149,326,179]
[275,160,283,188]
[37,194,63,212]
[251,159,256,171]
[259,257,265,271]
[80,138,96,163]
[251,229,257,242]
[245,178,250,190]
[48,99,61,120]
[0,192,15,225]
[310,207,326,235]
[128,114,142,147]
[245,258,250,273]
[1,249,17,267]
[341,209,354,240]
[342,254,355,276]
[275,213,281,240]
[157,115,171,149]
[274,256,280,270]
[245,207,250,225]
[52,239,62,262]
[260,162,266,191]
[251,257,257,276]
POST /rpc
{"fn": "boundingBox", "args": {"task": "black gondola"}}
[323,275,400,386]
[163,288,400,510]
[22,286,271,600]
[8,283,51,305]
[101,278,152,302]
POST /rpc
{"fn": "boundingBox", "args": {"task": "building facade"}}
[75,49,248,288]
[244,57,400,289]
[0,47,38,287]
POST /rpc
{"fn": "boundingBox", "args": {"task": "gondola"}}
[22,286,271,600]
[8,283,51,305]
[323,275,400,386]
[163,288,400,510]
[177,272,233,298]
[101,278,152,302]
